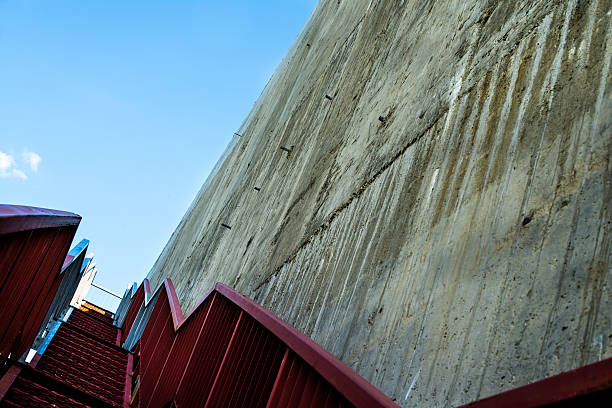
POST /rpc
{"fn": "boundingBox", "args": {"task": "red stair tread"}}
[68,310,118,344]
[1,377,93,408]
[35,324,128,405]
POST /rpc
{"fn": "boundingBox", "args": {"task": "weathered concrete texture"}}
[148,0,612,406]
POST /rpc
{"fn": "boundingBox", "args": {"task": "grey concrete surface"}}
[147,0,612,406]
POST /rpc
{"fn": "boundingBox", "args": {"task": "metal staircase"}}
[1,205,611,407]
[1,306,130,407]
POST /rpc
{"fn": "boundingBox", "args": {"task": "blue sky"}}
[0,0,316,310]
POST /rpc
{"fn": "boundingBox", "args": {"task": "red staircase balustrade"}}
[0,205,81,362]
[123,278,398,408]
[2,204,611,407]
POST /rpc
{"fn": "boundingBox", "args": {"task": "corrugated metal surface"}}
[145,294,214,407]
[138,285,177,407]
[203,313,286,408]
[0,204,80,361]
[174,294,242,407]
[127,279,612,408]
[120,280,148,343]
[126,279,396,408]
[267,349,351,408]
[216,283,397,408]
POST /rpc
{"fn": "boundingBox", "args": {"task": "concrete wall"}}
[147,0,612,406]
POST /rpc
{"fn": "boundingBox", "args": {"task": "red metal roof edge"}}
[458,356,612,407]
[0,204,81,235]
[214,282,399,408]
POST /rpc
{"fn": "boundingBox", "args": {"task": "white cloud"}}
[12,169,27,180]
[0,150,31,180]
[0,151,16,177]
[23,150,42,172]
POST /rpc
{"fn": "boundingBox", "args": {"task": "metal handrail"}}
[122,278,399,407]
[0,204,81,235]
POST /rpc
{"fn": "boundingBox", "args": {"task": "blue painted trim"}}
[37,320,62,355]
[62,307,74,322]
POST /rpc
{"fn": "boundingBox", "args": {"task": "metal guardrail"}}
[122,277,612,408]
[0,204,81,362]
[119,281,150,345]
[32,239,90,352]
[121,278,398,408]
[458,357,612,407]
[0,204,81,235]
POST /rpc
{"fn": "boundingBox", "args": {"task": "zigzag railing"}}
[121,276,612,408]
[121,278,399,408]
[2,204,610,406]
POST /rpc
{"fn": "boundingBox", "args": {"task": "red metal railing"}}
[123,278,612,408]
[458,356,612,407]
[31,238,90,352]
[0,204,81,362]
[119,280,150,344]
[123,278,398,408]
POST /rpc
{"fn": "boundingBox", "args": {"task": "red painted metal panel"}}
[139,287,176,407]
[0,225,77,360]
[146,294,214,408]
[134,279,397,408]
[174,294,243,408]
[0,366,21,401]
[0,230,30,289]
[11,229,75,359]
[203,313,286,407]
[0,229,58,339]
[164,279,184,330]
[0,230,56,356]
[459,356,612,407]
[120,279,149,343]
[0,205,80,361]
[215,283,396,408]
[266,349,350,408]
